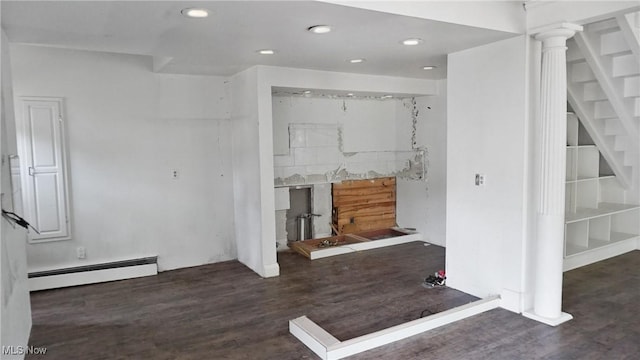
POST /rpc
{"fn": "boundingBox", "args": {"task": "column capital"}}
[531,22,583,42]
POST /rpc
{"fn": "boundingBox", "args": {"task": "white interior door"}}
[18,97,70,241]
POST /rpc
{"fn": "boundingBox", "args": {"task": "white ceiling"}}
[1,1,518,79]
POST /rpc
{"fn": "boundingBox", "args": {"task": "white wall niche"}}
[565,221,589,256]
[588,216,611,244]
[610,208,640,238]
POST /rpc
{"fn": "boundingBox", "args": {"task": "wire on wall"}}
[1,209,39,233]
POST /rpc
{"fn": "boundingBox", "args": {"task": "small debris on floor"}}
[318,239,339,248]
[423,269,446,288]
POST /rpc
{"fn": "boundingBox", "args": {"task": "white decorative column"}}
[524,23,582,326]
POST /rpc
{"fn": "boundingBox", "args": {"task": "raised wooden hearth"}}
[290,227,423,260]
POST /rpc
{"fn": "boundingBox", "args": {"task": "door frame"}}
[16,96,72,243]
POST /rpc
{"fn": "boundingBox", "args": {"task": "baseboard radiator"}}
[28,256,158,291]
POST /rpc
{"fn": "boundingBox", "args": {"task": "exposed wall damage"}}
[272,94,436,245]
[404,97,424,150]
[274,147,426,186]
[273,95,429,187]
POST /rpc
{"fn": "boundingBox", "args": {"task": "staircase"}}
[563,11,640,271]
[566,11,640,199]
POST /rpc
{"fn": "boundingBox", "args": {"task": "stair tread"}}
[567,41,637,193]
[602,49,633,57]
[566,175,616,183]
[567,58,586,65]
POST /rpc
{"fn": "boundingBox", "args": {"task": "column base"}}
[522,310,573,326]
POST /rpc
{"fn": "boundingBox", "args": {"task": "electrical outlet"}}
[171,169,179,179]
[475,174,485,186]
[76,246,86,259]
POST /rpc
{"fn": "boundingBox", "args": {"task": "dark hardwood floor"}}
[26,244,639,359]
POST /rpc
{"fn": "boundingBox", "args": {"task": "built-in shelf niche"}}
[564,114,640,260]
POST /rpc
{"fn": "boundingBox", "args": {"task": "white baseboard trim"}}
[500,288,522,313]
[563,237,639,271]
[309,231,424,260]
[262,262,280,278]
[290,295,501,360]
[522,310,573,326]
[29,263,157,291]
[289,316,340,360]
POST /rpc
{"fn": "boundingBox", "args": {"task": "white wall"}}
[446,36,530,312]
[322,0,526,34]
[397,81,448,246]
[1,29,32,359]
[260,66,439,96]
[273,95,400,155]
[526,1,640,29]
[10,44,236,272]
[230,67,279,277]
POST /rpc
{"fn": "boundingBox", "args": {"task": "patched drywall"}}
[272,95,427,187]
[311,183,332,238]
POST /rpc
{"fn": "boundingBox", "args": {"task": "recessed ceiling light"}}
[422,66,437,70]
[257,49,275,55]
[348,58,365,64]
[382,95,393,99]
[303,90,312,94]
[402,38,424,46]
[181,8,209,18]
[347,93,354,97]
[308,25,332,34]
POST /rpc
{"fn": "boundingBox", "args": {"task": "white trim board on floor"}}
[289,295,501,360]
[308,230,424,260]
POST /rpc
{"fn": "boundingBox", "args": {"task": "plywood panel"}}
[332,177,396,234]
